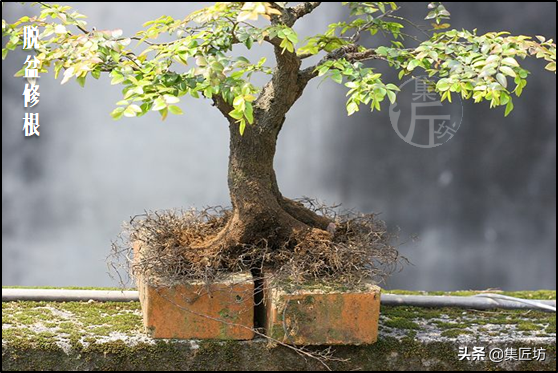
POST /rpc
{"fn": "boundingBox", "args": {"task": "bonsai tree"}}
[3,2,555,273]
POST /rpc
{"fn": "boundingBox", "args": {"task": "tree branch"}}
[299,45,389,84]
[272,2,322,27]
[351,6,400,43]
[212,95,234,120]
[37,2,89,34]
[288,2,322,24]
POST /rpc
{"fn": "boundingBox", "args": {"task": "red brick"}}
[264,278,381,345]
[134,243,254,340]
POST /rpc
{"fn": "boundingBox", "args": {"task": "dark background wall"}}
[2,2,556,291]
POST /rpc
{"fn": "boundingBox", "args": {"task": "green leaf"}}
[407,59,420,71]
[152,97,167,111]
[164,95,180,104]
[376,46,389,56]
[280,38,294,53]
[110,50,120,63]
[347,102,359,116]
[331,70,343,84]
[139,103,151,117]
[124,104,142,118]
[91,69,101,80]
[233,96,246,110]
[159,108,169,121]
[286,32,298,44]
[545,62,556,72]
[500,66,516,77]
[1,48,7,60]
[168,105,183,115]
[110,107,125,120]
[245,102,254,124]
[54,63,63,79]
[317,65,330,76]
[504,100,514,117]
[239,119,246,136]
[502,57,519,67]
[229,109,244,120]
[245,37,253,49]
[387,90,397,104]
[436,79,450,92]
[110,71,125,85]
[495,73,507,88]
[14,66,26,78]
[76,75,86,88]
[236,56,251,64]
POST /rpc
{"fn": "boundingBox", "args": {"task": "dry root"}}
[110,199,406,289]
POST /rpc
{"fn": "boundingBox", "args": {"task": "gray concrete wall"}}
[2,3,556,290]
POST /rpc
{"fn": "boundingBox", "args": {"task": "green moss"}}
[405,330,417,340]
[269,324,286,340]
[2,327,32,341]
[381,305,464,320]
[440,329,472,338]
[545,319,556,334]
[2,289,555,371]
[2,336,556,371]
[518,321,542,332]
[432,321,469,329]
[380,305,555,334]
[10,307,55,325]
[277,280,364,294]
[303,295,315,305]
[217,308,240,339]
[2,300,143,351]
[384,317,421,330]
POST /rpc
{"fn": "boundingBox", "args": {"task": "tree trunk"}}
[207,45,331,250]
[208,115,331,250]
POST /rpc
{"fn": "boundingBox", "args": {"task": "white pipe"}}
[2,289,555,312]
[1,289,138,303]
[474,293,556,312]
[381,294,556,312]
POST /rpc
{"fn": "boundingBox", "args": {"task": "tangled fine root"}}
[110,199,406,288]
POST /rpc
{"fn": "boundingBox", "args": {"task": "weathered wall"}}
[2,292,556,371]
[2,3,556,290]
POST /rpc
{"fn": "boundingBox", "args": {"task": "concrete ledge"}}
[2,338,555,371]
[2,290,556,371]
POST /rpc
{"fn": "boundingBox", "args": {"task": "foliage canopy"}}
[3,2,556,134]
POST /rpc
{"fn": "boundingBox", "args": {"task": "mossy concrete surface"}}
[2,290,556,371]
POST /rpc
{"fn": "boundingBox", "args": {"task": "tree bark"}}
[207,113,331,250]
[207,36,332,250]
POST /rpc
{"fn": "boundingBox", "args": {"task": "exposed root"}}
[110,199,405,289]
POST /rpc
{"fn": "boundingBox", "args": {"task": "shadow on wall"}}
[2,2,556,290]
[322,2,556,291]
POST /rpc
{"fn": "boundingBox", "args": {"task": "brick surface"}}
[264,278,381,345]
[134,244,254,340]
